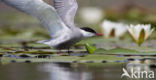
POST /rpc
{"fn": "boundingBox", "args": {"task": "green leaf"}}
[96,48,156,55]
[78,55,127,63]
[85,43,97,54]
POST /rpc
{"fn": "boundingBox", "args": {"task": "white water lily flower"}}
[79,7,104,24]
[127,24,154,46]
[102,20,127,38]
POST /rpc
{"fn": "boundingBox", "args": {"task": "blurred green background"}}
[0,0,156,40]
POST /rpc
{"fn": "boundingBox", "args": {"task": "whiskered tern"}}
[1,0,103,53]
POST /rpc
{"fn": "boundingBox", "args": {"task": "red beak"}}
[95,33,103,36]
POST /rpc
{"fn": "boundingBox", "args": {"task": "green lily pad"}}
[95,48,156,55]
[0,53,128,64]
[1,56,80,64]
[77,54,127,63]
[14,50,55,54]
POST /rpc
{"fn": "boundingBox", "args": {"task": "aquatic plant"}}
[101,20,127,38]
[127,24,154,46]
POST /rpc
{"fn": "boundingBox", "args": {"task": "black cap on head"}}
[81,27,96,33]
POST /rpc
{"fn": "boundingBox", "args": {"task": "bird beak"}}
[95,33,103,36]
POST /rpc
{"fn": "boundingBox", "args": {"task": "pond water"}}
[0,62,155,80]
[0,40,156,80]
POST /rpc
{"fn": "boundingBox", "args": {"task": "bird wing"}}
[2,0,71,38]
[53,0,78,28]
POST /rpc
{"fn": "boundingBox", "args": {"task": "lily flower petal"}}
[127,24,154,46]
[102,20,127,38]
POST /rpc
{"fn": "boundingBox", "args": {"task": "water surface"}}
[0,62,155,80]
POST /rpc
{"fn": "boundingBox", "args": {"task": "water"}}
[0,63,123,80]
[0,62,155,80]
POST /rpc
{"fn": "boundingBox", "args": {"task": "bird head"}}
[80,27,103,37]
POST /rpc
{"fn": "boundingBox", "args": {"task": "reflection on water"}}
[39,63,93,80]
[123,59,156,80]
[127,59,152,72]
[0,61,155,80]
[0,63,124,80]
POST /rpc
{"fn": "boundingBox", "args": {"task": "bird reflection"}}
[38,63,92,80]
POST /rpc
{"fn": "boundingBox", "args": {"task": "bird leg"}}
[68,48,70,55]
[58,50,62,54]
[57,49,71,55]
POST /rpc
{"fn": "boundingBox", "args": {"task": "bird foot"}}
[67,49,71,56]
[58,50,62,54]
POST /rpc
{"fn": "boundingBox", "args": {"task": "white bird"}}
[1,0,103,52]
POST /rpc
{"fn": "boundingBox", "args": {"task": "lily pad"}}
[77,54,127,63]
[95,48,156,55]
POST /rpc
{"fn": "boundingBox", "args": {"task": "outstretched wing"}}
[54,0,78,28]
[2,0,70,38]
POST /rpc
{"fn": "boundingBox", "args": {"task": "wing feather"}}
[2,0,70,38]
[54,0,78,28]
